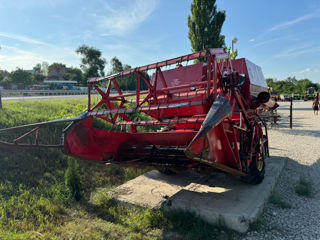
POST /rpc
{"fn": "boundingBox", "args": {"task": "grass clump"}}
[89,194,239,240]
[269,192,292,209]
[295,177,313,197]
[65,158,82,201]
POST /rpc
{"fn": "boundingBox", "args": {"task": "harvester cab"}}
[0,49,277,184]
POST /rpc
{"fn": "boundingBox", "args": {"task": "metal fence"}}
[1,89,89,97]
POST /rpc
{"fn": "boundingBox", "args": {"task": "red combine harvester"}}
[0,49,277,184]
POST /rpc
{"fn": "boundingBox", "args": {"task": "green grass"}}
[269,192,292,209]
[0,99,240,239]
[295,177,313,198]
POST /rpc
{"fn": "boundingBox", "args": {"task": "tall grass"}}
[0,99,234,239]
[0,99,146,238]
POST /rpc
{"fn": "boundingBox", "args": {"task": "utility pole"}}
[289,97,293,128]
[232,37,238,55]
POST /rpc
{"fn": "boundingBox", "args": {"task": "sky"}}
[0,0,319,83]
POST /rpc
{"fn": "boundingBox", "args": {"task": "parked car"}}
[280,94,291,101]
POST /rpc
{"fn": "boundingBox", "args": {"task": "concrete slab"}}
[108,156,286,233]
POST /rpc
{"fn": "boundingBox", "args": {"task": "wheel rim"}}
[256,139,265,171]
[256,157,264,171]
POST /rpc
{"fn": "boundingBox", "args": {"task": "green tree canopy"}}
[109,57,124,74]
[188,0,226,53]
[226,47,238,60]
[266,77,318,95]
[48,63,66,73]
[0,70,9,83]
[109,57,134,90]
[64,67,83,84]
[76,45,106,85]
[108,57,149,91]
[7,68,34,85]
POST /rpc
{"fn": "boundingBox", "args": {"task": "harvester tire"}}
[241,154,265,184]
[263,135,269,158]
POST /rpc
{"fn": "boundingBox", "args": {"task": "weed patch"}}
[295,177,313,198]
[269,192,292,209]
[249,216,265,231]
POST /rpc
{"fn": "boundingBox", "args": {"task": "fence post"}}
[0,90,2,109]
[289,97,292,129]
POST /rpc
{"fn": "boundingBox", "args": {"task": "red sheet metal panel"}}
[64,118,197,162]
[151,62,206,93]
[231,58,268,97]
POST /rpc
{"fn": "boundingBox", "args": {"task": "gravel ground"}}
[242,101,320,240]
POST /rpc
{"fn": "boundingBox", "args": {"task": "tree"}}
[123,64,131,71]
[76,45,106,85]
[48,63,66,73]
[295,79,313,94]
[286,76,298,85]
[7,68,34,85]
[65,67,83,84]
[109,57,124,74]
[188,0,226,53]
[266,77,317,95]
[226,47,238,60]
[109,57,135,90]
[0,70,9,83]
[108,57,148,91]
[33,63,47,83]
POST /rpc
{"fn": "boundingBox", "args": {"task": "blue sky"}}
[0,0,319,83]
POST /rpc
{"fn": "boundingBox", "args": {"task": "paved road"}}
[1,95,88,101]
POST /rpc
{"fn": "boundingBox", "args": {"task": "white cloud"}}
[0,45,46,70]
[249,37,284,48]
[249,39,255,43]
[0,32,50,46]
[275,45,320,58]
[267,11,319,33]
[0,44,79,71]
[98,0,157,36]
[293,68,319,75]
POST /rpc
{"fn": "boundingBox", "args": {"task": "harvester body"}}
[63,49,273,183]
[0,49,276,184]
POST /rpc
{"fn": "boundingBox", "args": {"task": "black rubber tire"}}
[263,135,269,158]
[241,154,265,184]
